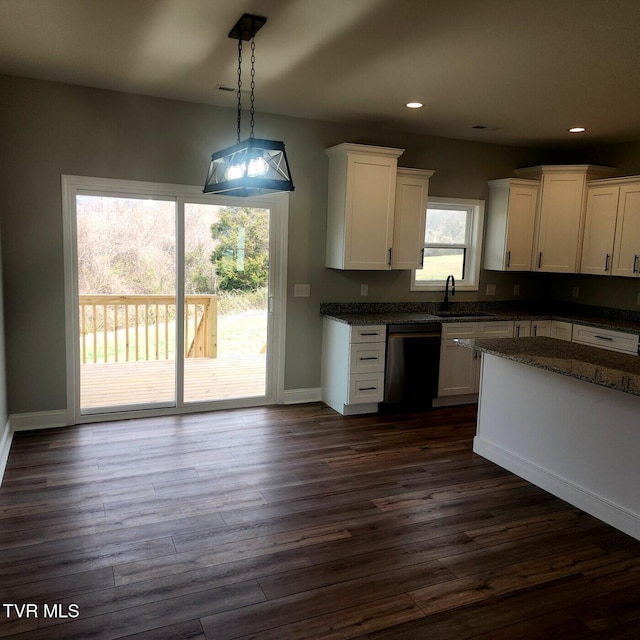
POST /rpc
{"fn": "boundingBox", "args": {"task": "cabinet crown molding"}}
[587,174,640,186]
[397,167,435,179]
[515,165,615,180]
[488,177,539,188]
[325,143,405,159]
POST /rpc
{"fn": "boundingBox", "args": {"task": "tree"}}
[210,207,269,291]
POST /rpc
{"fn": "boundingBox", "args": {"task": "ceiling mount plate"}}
[228,14,267,41]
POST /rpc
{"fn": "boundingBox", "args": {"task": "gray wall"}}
[0,74,638,416]
[0,228,7,431]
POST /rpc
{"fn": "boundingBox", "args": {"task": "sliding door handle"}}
[605,254,610,272]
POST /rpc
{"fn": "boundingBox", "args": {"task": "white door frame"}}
[61,175,288,425]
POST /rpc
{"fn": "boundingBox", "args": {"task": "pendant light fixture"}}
[203,13,294,197]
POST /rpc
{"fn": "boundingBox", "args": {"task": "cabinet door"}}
[531,320,551,337]
[550,320,573,341]
[612,183,640,277]
[513,321,531,337]
[484,179,538,271]
[391,169,432,269]
[505,185,538,270]
[344,154,397,269]
[535,173,586,273]
[580,184,619,275]
[438,340,479,396]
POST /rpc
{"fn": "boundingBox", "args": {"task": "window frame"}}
[411,196,485,292]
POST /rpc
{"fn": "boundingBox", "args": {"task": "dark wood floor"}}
[2,403,640,639]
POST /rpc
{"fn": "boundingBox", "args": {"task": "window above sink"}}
[411,197,485,293]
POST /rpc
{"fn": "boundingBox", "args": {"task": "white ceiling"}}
[1,0,639,146]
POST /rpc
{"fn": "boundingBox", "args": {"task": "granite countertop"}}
[457,336,640,396]
[320,303,640,336]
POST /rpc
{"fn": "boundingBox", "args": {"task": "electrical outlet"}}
[293,284,310,297]
[360,284,368,296]
[513,284,520,296]
[572,286,580,299]
[486,284,496,296]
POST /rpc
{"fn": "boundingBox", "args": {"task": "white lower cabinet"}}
[550,320,573,341]
[572,324,639,355]
[321,319,386,415]
[435,321,513,405]
[514,319,552,337]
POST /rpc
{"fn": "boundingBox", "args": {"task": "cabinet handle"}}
[388,248,392,266]
[533,324,537,336]
[359,356,378,361]
[360,332,380,336]
[634,255,639,274]
[358,386,377,391]
[506,251,511,268]
[538,252,542,269]
[420,248,425,267]
[515,325,520,337]
[605,254,610,272]
[594,335,614,341]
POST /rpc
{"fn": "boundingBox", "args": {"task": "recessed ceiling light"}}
[405,102,423,109]
[569,127,586,133]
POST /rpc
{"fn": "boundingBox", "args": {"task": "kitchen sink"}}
[436,311,495,318]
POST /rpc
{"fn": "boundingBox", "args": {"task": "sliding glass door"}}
[63,176,287,422]
[183,202,269,403]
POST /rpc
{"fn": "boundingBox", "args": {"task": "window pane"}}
[415,248,465,282]
[425,208,468,244]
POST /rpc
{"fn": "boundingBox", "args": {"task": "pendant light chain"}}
[249,32,256,139]
[236,36,243,144]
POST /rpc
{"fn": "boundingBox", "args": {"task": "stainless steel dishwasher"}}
[384,323,442,407]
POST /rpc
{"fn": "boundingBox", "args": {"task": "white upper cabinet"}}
[484,178,539,271]
[612,182,640,277]
[326,144,404,270]
[580,183,620,275]
[516,165,615,273]
[580,177,640,277]
[391,168,434,269]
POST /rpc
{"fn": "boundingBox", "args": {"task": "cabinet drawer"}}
[477,321,514,338]
[348,373,385,403]
[351,325,386,343]
[572,324,639,355]
[350,344,386,374]
[441,323,478,339]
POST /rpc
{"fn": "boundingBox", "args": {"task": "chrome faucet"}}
[444,274,456,306]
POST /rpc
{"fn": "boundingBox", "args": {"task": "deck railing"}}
[79,295,217,364]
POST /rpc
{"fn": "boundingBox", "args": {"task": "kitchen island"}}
[462,336,640,541]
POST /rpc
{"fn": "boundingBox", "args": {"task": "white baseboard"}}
[474,436,640,542]
[0,418,13,487]
[282,387,321,405]
[10,410,68,432]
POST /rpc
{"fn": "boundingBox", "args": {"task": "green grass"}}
[82,310,267,363]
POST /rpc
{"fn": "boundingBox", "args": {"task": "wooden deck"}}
[81,356,266,409]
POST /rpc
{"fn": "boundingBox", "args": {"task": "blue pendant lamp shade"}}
[203,14,294,197]
[204,138,294,197]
